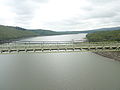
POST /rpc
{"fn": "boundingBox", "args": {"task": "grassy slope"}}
[86,30,120,42]
[30,26,120,35]
[30,30,86,36]
[2,24,120,42]
[30,29,60,36]
[86,30,120,61]
[0,25,38,41]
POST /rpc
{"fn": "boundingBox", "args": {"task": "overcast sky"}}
[0,0,120,31]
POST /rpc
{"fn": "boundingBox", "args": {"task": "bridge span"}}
[0,41,120,53]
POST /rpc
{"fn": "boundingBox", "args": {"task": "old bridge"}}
[0,41,120,53]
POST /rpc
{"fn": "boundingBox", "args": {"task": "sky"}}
[0,0,120,31]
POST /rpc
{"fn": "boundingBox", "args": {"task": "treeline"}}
[86,30,120,42]
[0,25,38,42]
[0,25,83,42]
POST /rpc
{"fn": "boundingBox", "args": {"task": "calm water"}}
[0,34,120,90]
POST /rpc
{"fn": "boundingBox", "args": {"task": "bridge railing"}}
[0,41,120,50]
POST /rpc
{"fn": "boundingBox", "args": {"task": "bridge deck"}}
[0,41,120,53]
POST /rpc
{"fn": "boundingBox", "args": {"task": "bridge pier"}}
[33,49,36,52]
[0,50,2,53]
[8,50,11,53]
[0,41,120,53]
[17,50,19,53]
[25,49,28,52]
[72,48,75,51]
[41,49,44,52]
[116,47,119,50]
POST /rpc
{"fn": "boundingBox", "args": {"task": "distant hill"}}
[81,27,120,33]
[86,30,120,42]
[1,24,120,42]
[30,29,61,36]
[30,29,84,36]
[0,25,38,42]
[30,26,120,35]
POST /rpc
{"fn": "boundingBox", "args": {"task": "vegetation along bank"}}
[0,25,86,43]
[86,30,120,61]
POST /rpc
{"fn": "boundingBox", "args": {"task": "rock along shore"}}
[94,51,120,61]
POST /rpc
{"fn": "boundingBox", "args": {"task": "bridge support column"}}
[110,46,112,50]
[88,47,90,51]
[0,50,2,53]
[117,46,120,50]
[102,47,105,50]
[8,50,11,53]
[65,48,67,51]
[17,50,20,53]
[34,49,36,52]
[79,48,82,51]
[25,49,28,52]
[72,48,74,51]
[95,47,97,51]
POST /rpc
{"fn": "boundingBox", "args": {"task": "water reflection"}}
[0,34,120,90]
[21,34,87,41]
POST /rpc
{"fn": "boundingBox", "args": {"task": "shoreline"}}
[0,33,85,44]
[0,35,38,44]
[94,51,120,61]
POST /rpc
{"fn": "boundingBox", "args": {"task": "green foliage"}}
[30,30,82,36]
[30,29,60,36]
[0,25,38,41]
[0,25,83,42]
[86,30,120,42]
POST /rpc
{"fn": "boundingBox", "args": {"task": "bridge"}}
[0,41,120,54]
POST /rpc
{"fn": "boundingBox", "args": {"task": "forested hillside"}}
[0,25,38,41]
[86,30,120,42]
[30,30,83,36]
[1,24,120,43]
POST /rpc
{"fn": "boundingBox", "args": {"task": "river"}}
[0,34,120,90]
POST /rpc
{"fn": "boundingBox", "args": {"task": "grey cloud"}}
[9,0,48,26]
[84,0,120,19]
[31,0,48,3]
[17,0,120,30]
[47,2,120,31]
[60,19,84,26]
[88,0,117,4]
[1,0,120,31]
[87,10,117,19]
[111,14,120,23]
[77,0,120,28]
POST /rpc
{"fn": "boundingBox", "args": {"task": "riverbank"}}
[0,35,39,44]
[86,30,120,61]
[94,51,120,61]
